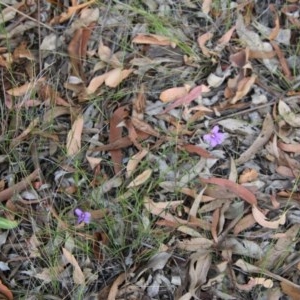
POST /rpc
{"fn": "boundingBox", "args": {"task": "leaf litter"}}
[0,1,300,299]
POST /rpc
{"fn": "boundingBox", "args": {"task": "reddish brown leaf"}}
[132,33,175,47]
[68,22,95,80]
[109,106,129,174]
[161,85,209,114]
[200,177,257,205]
[180,144,214,158]
[0,279,13,300]
[278,142,300,153]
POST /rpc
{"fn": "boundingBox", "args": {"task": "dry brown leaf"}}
[197,32,214,57]
[271,41,292,79]
[236,113,274,165]
[159,86,189,103]
[281,282,300,300]
[104,68,133,88]
[176,238,213,251]
[86,156,102,170]
[211,208,220,243]
[161,85,209,114]
[231,74,257,104]
[66,114,84,156]
[200,177,257,205]
[217,26,236,46]
[0,279,13,300]
[50,0,96,24]
[144,197,211,231]
[233,213,256,236]
[87,73,108,94]
[278,100,300,127]
[252,205,286,229]
[236,277,273,291]
[189,250,211,291]
[7,82,34,97]
[268,4,280,40]
[238,168,258,183]
[13,42,35,61]
[132,33,175,47]
[62,247,85,285]
[131,117,160,137]
[278,142,300,153]
[127,169,152,188]
[68,22,95,80]
[126,148,148,178]
[109,106,129,174]
[107,273,126,300]
[180,144,213,158]
[11,118,39,147]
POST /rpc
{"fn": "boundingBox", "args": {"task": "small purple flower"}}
[203,125,225,147]
[74,208,91,224]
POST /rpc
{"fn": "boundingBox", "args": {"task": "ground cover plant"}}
[0,0,299,299]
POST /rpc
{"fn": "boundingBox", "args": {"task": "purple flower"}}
[74,208,91,224]
[203,125,225,147]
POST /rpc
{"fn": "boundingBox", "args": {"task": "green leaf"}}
[0,217,19,229]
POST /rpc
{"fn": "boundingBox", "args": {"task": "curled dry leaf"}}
[127,169,152,188]
[159,86,189,103]
[278,100,300,127]
[189,250,211,291]
[197,32,214,57]
[231,74,257,104]
[62,247,85,285]
[66,114,84,156]
[252,205,286,229]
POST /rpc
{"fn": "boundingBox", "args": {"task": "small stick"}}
[0,169,40,202]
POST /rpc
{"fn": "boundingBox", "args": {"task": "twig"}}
[0,1,55,32]
[0,169,40,202]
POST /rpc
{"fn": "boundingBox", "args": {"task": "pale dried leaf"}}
[66,114,84,156]
[127,169,152,188]
[177,238,213,251]
[126,148,148,178]
[87,73,107,94]
[62,247,85,285]
[86,156,102,170]
[278,100,300,127]
[252,205,286,229]
[159,86,189,103]
[231,74,257,104]
[132,33,175,47]
[7,82,34,97]
[105,68,133,88]
[189,250,211,290]
[197,32,214,57]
